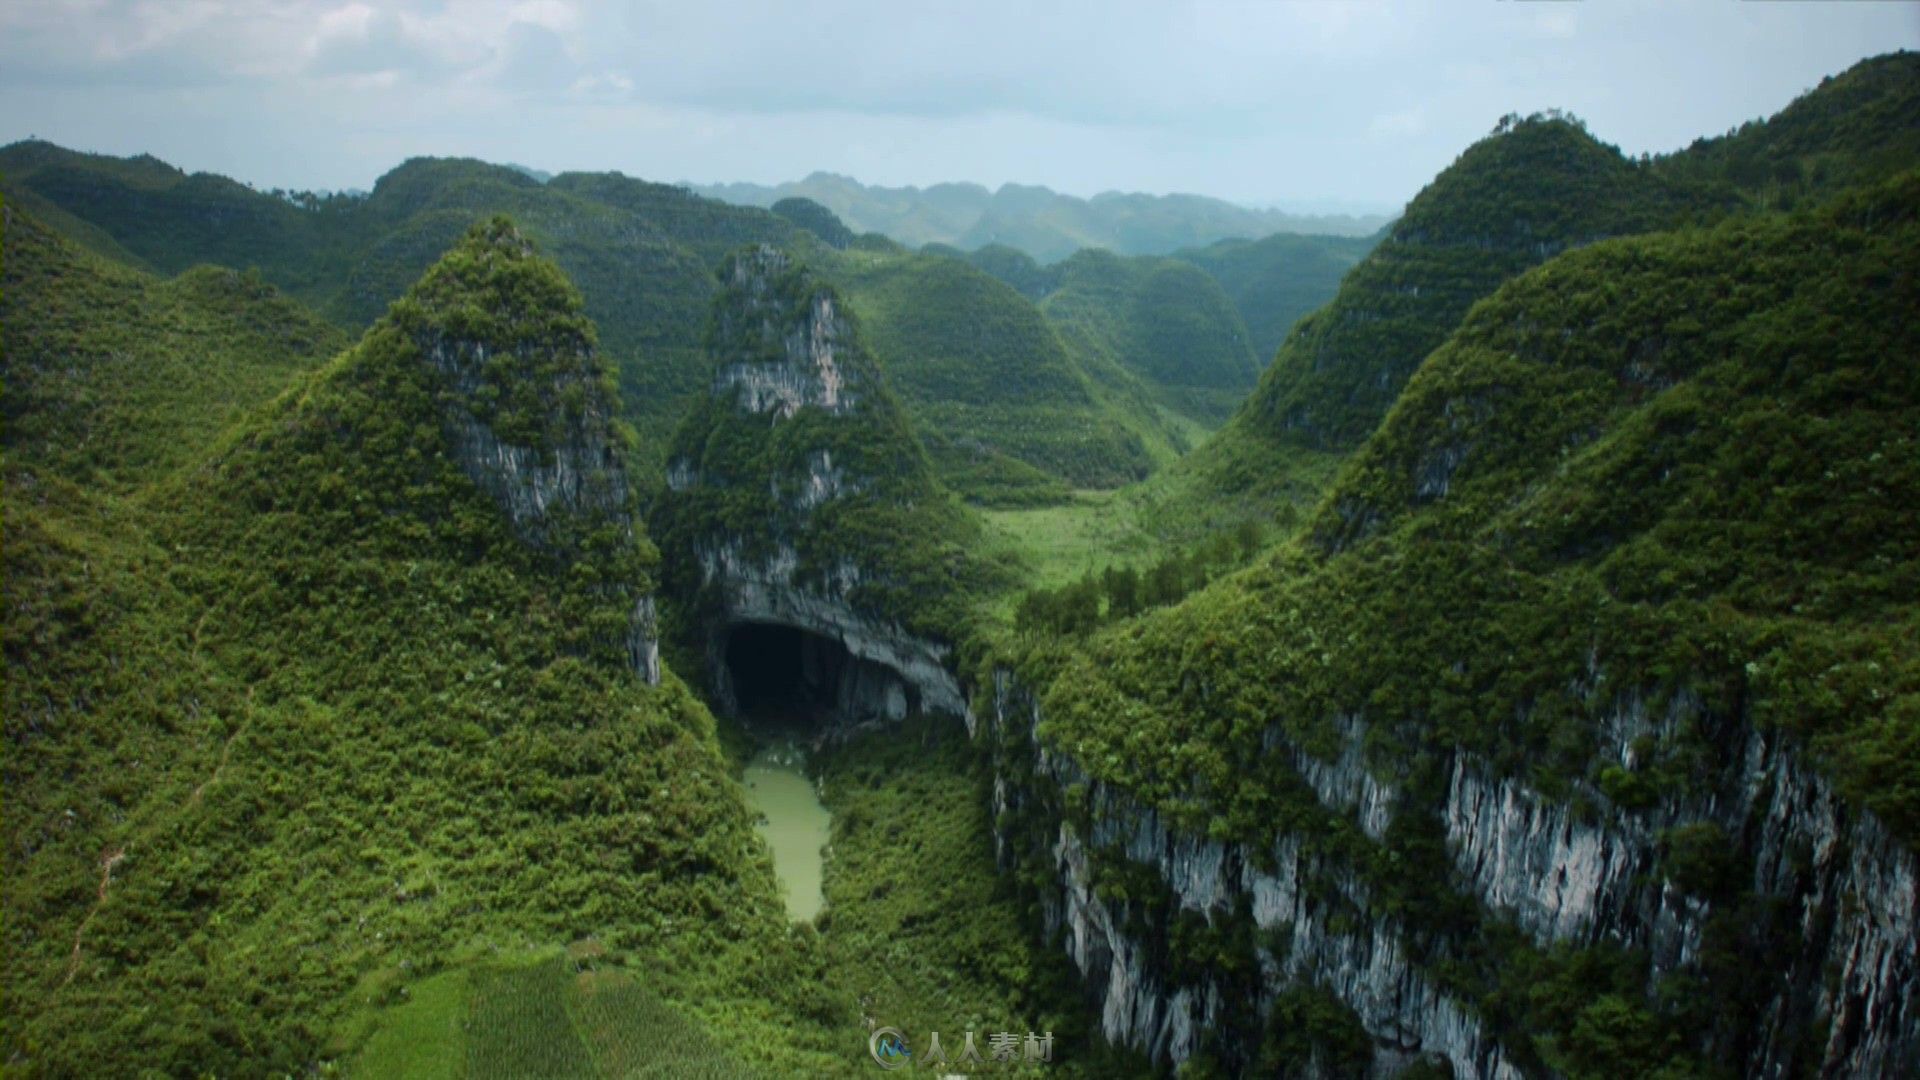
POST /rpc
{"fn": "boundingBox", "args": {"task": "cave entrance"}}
[718,621,921,923]
[725,623,842,722]
[720,621,914,730]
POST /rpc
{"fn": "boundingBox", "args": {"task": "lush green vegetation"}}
[1657,50,1920,208]
[1042,167,1920,838]
[0,145,816,479]
[1240,113,1732,454]
[823,247,1187,497]
[977,491,1167,594]
[1003,171,1919,1075]
[4,142,1231,503]
[652,248,1002,641]
[771,197,855,249]
[1,221,835,1075]
[940,242,1058,300]
[343,710,1128,1078]
[9,49,1919,1080]
[931,240,1286,428]
[807,713,1135,1078]
[1170,230,1378,363]
[1039,250,1259,423]
[1013,522,1267,638]
[1145,51,1920,571]
[2,208,348,489]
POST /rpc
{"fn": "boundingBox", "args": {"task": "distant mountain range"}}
[5,138,1365,503]
[688,172,1392,263]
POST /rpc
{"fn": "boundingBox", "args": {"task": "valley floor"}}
[345,713,1138,1078]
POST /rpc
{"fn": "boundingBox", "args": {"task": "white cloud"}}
[0,0,1915,207]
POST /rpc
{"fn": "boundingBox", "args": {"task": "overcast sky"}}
[1,2,1914,213]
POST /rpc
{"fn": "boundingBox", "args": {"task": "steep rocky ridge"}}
[965,175,1920,1076]
[386,215,663,681]
[654,245,989,730]
[1,217,784,1072]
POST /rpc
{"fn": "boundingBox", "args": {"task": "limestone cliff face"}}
[419,330,631,543]
[707,248,860,419]
[691,537,964,722]
[404,218,661,684]
[656,245,973,728]
[976,670,1917,1077]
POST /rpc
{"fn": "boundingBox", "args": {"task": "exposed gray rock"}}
[666,457,700,493]
[422,335,630,539]
[981,666,1918,1077]
[417,330,660,686]
[1442,683,1917,1076]
[710,247,859,418]
[988,676,1519,1077]
[667,245,961,728]
[696,538,966,723]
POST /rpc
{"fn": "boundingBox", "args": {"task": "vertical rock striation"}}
[400,217,662,684]
[977,667,1917,1077]
[655,244,979,729]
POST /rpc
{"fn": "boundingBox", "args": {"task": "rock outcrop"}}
[977,667,1918,1077]
[694,537,965,722]
[655,245,978,730]
[403,217,661,684]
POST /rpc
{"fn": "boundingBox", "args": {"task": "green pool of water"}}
[742,739,832,922]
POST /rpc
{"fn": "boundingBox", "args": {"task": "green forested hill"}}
[1024,170,1920,1076]
[0,144,806,476]
[822,248,1188,501]
[3,143,1216,499]
[1170,230,1378,362]
[936,242,1058,299]
[770,196,857,249]
[1241,114,1727,454]
[1658,49,1920,206]
[0,220,840,1075]
[2,206,349,488]
[1038,249,1259,422]
[1186,52,1918,504]
[653,245,997,638]
[6,43,1917,1080]
[932,237,1365,425]
[1143,53,1918,531]
[0,140,360,296]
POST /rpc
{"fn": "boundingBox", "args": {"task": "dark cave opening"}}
[724,622,846,720]
[719,621,915,727]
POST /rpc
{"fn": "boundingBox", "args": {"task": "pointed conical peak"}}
[708,244,871,418]
[389,216,633,546]
[393,216,605,448]
[397,216,593,359]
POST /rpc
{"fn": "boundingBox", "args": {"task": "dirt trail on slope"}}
[56,688,253,990]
